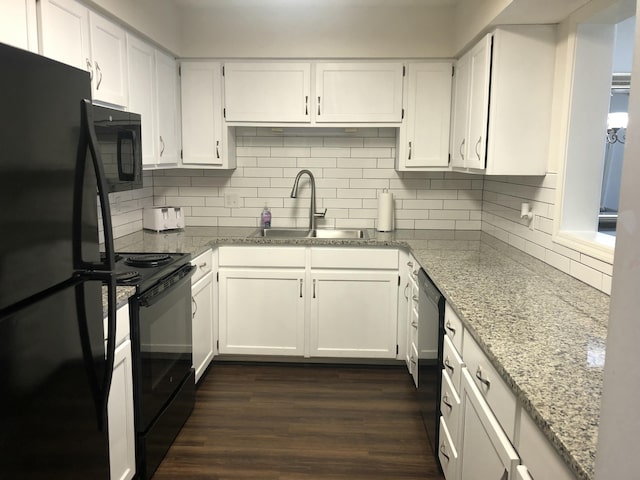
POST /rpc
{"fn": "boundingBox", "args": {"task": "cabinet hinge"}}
[452,65,455,77]
[178,65,181,76]
[398,275,401,286]
[448,153,451,164]
[216,340,219,350]
[180,149,183,160]
[217,271,219,282]
[396,345,399,355]
[222,65,225,76]
[401,108,404,120]
[402,65,406,77]
[223,108,226,119]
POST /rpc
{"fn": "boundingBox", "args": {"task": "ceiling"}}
[172,0,460,7]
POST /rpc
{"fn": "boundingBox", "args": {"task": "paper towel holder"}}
[377,189,394,232]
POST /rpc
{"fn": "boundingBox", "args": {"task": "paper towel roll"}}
[377,191,394,232]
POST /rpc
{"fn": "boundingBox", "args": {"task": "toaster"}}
[143,206,185,232]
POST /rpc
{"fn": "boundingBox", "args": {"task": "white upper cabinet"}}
[155,50,180,166]
[38,0,90,71]
[315,62,404,123]
[223,62,311,122]
[126,35,157,166]
[451,25,556,175]
[88,11,128,106]
[39,0,128,107]
[0,0,38,52]
[397,62,453,171]
[181,61,236,169]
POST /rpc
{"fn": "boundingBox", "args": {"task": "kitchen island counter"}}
[112,226,608,480]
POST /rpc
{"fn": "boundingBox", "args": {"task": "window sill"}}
[554,230,615,264]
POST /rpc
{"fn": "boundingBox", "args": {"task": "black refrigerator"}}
[0,43,117,478]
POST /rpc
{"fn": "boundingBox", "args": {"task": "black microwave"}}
[92,105,143,192]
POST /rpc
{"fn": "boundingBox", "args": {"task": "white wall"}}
[153,128,483,229]
[595,2,640,475]
[179,3,455,58]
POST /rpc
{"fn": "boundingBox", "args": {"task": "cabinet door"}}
[310,270,399,358]
[38,0,91,72]
[218,269,305,355]
[89,12,128,106]
[107,339,135,480]
[315,63,404,123]
[0,0,37,52]
[181,62,224,166]
[127,35,157,167]
[192,272,214,383]
[223,62,311,122]
[400,62,452,169]
[451,54,470,169]
[466,34,492,170]
[459,369,519,480]
[155,50,180,166]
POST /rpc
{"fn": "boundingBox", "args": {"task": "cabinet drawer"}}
[462,334,516,441]
[441,368,461,448]
[191,249,213,284]
[439,416,459,480]
[443,334,464,393]
[444,303,463,353]
[219,246,305,267]
[310,247,398,269]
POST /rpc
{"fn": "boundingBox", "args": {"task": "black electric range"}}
[110,252,196,480]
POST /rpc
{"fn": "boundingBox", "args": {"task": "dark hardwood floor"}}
[152,363,445,480]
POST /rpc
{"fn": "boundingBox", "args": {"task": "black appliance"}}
[92,104,143,193]
[112,252,196,479]
[0,44,118,478]
[417,269,445,461]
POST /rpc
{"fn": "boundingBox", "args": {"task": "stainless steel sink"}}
[252,228,369,239]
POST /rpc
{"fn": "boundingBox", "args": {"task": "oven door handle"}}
[138,265,196,308]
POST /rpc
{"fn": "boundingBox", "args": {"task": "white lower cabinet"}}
[105,304,135,480]
[459,368,519,480]
[310,270,399,358]
[191,250,214,383]
[518,409,578,480]
[217,246,399,359]
[218,268,306,355]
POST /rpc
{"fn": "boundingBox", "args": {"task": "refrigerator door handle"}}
[75,99,115,272]
[75,275,117,431]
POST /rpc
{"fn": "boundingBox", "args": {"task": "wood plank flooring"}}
[152,363,444,480]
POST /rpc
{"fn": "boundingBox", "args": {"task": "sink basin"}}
[252,228,369,239]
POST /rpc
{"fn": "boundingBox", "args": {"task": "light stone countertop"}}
[108,226,608,480]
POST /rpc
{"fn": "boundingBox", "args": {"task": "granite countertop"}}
[110,226,608,480]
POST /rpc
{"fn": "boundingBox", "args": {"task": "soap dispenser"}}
[261,205,271,228]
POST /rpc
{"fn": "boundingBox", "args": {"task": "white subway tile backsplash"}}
[271,147,311,157]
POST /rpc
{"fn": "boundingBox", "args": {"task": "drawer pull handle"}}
[410,357,417,366]
[198,262,208,269]
[191,296,197,318]
[476,366,491,388]
[445,319,456,336]
[444,357,454,374]
[404,282,409,300]
[411,321,418,328]
[439,444,450,462]
[412,295,419,302]
[407,261,414,268]
[442,394,453,410]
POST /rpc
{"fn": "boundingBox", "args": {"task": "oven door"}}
[135,264,195,431]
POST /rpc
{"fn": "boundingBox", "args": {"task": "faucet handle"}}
[314,208,327,218]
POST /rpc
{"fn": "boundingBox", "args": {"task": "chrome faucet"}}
[290,169,327,231]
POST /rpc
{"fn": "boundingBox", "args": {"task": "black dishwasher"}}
[417,269,445,460]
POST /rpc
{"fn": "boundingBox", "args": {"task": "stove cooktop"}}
[108,252,191,291]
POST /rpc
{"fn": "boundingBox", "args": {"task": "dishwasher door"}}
[417,269,444,458]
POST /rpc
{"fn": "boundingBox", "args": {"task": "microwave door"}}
[116,129,136,181]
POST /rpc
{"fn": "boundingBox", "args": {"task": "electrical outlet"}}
[224,193,240,208]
